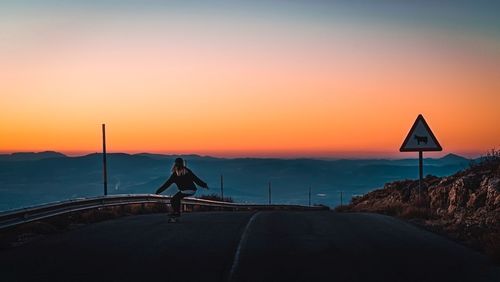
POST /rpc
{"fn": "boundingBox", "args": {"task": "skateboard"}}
[168,214,180,223]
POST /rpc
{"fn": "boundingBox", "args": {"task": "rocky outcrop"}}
[339,158,500,262]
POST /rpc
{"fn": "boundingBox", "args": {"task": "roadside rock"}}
[339,157,500,263]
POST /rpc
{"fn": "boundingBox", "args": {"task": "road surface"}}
[0,211,498,281]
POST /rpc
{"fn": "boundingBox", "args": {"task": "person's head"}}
[174,157,184,168]
[172,158,187,175]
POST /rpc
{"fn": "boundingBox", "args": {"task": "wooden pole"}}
[102,124,108,196]
[268,181,271,205]
[220,174,224,201]
[308,186,311,207]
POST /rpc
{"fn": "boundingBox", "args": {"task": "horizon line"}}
[0,149,483,160]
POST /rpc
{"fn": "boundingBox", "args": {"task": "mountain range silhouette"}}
[0,152,471,211]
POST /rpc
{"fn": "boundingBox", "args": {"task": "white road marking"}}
[227,212,261,282]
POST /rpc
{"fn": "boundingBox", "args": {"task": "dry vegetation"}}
[0,196,249,249]
[337,149,500,264]
[0,203,168,249]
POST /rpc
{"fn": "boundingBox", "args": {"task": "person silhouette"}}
[155,158,208,219]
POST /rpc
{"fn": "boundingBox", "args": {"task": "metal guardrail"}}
[0,194,328,230]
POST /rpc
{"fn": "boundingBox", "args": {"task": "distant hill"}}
[0,151,473,211]
[0,151,67,162]
[431,153,470,165]
[135,153,221,161]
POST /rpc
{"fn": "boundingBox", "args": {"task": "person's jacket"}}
[155,168,207,194]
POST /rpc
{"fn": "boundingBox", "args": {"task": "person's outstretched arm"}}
[190,171,208,189]
[155,173,175,194]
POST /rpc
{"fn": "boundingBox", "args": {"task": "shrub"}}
[481,232,500,264]
[334,205,351,212]
[383,203,405,216]
[470,148,500,169]
[399,206,435,220]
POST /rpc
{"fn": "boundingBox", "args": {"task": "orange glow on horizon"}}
[1,4,499,158]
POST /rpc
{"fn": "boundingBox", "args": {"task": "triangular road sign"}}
[400,114,442,152]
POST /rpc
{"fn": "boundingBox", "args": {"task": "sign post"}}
[400,114,442,195]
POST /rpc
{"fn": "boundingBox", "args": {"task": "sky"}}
[1,1,499,158]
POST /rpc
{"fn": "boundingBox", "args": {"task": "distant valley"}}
[0,151,472,211]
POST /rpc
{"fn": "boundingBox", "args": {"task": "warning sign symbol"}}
[400,114,442,152]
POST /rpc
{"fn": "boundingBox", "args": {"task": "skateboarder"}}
[155,157,208,220]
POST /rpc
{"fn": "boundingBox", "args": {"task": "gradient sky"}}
[1,1,499,158]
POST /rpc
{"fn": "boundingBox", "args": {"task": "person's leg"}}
[177,190,195,215]
[171,191,182,215]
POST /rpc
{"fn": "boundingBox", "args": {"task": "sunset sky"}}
[1,1,499,158]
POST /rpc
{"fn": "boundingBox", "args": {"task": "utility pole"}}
[308,186,311,207]
[102,124,108,196]
[340,191,343,207]
[268,181,272,205]
[220,174,224,201]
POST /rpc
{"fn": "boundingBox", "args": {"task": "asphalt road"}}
[0,211,498,282]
